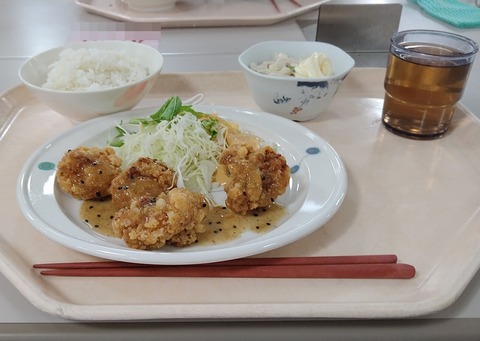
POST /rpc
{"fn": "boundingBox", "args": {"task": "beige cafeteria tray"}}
[75,0,329,26]
[1,69,480,321]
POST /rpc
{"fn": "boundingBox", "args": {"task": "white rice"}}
[42,47,149,91]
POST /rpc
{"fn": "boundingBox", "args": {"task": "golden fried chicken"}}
[111,188,209,250]
[56,146,122,200]
[219,144,290,215]
[251,145,291,202]
[110,157,176,210]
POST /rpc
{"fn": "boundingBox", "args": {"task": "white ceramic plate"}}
[17,105,347,265]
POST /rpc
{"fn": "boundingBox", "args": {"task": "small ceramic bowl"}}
[238,40,355,121]
[19,40,164,122]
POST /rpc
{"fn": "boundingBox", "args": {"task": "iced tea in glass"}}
[382,30,478,139]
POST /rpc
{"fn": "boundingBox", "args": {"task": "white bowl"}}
[238,41,355,121]
[19,41,164,122]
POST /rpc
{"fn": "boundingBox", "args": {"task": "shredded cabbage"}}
[111,97,227,206]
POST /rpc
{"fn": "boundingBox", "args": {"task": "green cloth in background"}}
[412,0,480,28]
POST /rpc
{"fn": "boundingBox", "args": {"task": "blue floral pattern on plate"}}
[290,146,320,174]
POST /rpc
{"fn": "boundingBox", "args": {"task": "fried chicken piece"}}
[220,145,263,214]
[111,188,209,250]
[220,144,290,215]
[56,146,122,200]
[251,145,291,202]
[110,157,176,210]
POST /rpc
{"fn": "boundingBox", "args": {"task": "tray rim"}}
[74,0,330,26]
[2,68,480,321]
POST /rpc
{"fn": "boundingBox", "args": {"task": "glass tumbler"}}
[382,30,478,139]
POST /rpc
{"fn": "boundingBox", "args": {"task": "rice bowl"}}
[19,40,164,122]
[42,47,149,92]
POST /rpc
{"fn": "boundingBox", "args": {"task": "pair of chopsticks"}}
[271,0,302,13]
[33,254,415,279]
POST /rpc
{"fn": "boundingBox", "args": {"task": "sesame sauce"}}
[80,199,117,237]
[197,203,286,245]
[80,199,286,245]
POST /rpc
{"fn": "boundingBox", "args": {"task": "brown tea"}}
[383,42,473,138]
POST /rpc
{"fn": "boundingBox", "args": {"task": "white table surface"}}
[1,0,480,339]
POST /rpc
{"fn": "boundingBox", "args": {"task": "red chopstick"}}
[38,263,415,279]
[33,254,415,279]
[288,0,302,7]
[271,0,281,12]
[33,254,398,269]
